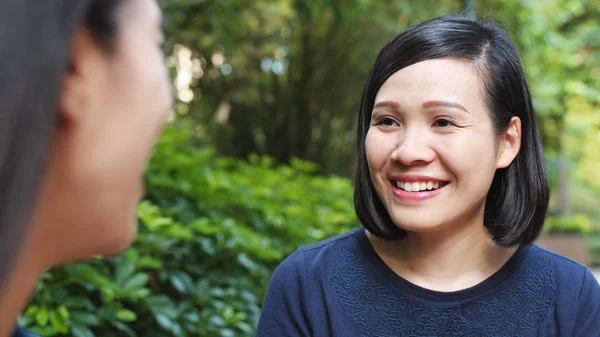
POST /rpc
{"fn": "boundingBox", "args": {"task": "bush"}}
[21,123,358,336]
[544,214,594,234]
[587,232,600,266]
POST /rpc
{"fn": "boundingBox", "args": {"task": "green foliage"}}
[586,232,600,265]
[544,214,594,234]
[22,124,358,336]
[160,0,460,174]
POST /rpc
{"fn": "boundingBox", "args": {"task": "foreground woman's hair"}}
[0,0,123,292]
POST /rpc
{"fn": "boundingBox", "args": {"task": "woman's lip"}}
[390,174,447,183]
[391,182,448,201]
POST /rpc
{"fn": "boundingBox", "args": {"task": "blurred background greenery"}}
[21,0,600,336]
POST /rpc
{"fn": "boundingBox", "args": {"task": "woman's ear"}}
[59,27,104,127]
[496,117,522,169]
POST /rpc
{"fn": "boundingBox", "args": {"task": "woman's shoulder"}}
[302,227,365,253]
[280,227,365,268]
[526,245,600,334]
[268,227,366,284]
[524,244,599,304]
[527,244,592,279]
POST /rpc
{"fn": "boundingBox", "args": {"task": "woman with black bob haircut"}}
[257,16,600,336]
[0,1,171,336]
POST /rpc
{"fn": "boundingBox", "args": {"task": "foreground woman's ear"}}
[60,25,114,129]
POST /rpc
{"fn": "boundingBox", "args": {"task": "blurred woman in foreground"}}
[257,16,600,336]
[0,1,171,336]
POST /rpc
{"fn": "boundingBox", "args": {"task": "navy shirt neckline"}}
[355,227,531,302]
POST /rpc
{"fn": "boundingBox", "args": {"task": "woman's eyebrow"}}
[422,100,469,113]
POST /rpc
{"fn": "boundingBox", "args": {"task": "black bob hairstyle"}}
[0,0,122,289]
[354,16,550,247]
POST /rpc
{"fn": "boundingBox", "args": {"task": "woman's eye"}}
[376,117,399,127]
[433,118,455,128]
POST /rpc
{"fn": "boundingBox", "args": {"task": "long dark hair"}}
[0,0,122,289]
[354,16,549,247]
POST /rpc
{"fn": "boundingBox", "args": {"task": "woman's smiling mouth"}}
[389,175,450,200]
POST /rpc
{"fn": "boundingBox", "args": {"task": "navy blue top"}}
[12,326,37,337]
[257,228,600,336]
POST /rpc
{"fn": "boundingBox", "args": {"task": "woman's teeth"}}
[395,181,443,192]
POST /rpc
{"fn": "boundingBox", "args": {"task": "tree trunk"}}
[463,0,475,18]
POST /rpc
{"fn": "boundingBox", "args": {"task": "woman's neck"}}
[0,192,56,337]
[367,221,517,292]
[0,238,45,337]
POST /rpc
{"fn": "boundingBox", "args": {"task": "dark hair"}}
[354,16,550,247]
[0,0,122,288]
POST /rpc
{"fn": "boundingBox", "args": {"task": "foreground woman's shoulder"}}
[12,326,39,337]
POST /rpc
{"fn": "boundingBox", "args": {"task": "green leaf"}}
[49,310,68,334]
[116,309,138,322]
[71,324,95,337]
[137,256,163,269]
[155,313,175,330]
[61,297,90,308]
[57,306,69,320]
[209,315,225,327]
[111,320,137,337]
[169,272,193,293]
[220,328,236,337]
[70,311,101,327]
[35,308,49,326]
[114,259,136,285]
[122,273,149,291]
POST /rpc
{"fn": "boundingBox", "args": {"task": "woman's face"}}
[365,58,520,234]
[36,0,171,263]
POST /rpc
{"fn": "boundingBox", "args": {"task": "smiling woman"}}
[0,1,171,336]
[257,16,600,337]
[364,58,523,238]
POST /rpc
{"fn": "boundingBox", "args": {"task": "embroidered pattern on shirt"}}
[329,246,556,337]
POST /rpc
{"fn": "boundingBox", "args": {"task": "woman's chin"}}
[85,216,139,259]
[390,215,447,234]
